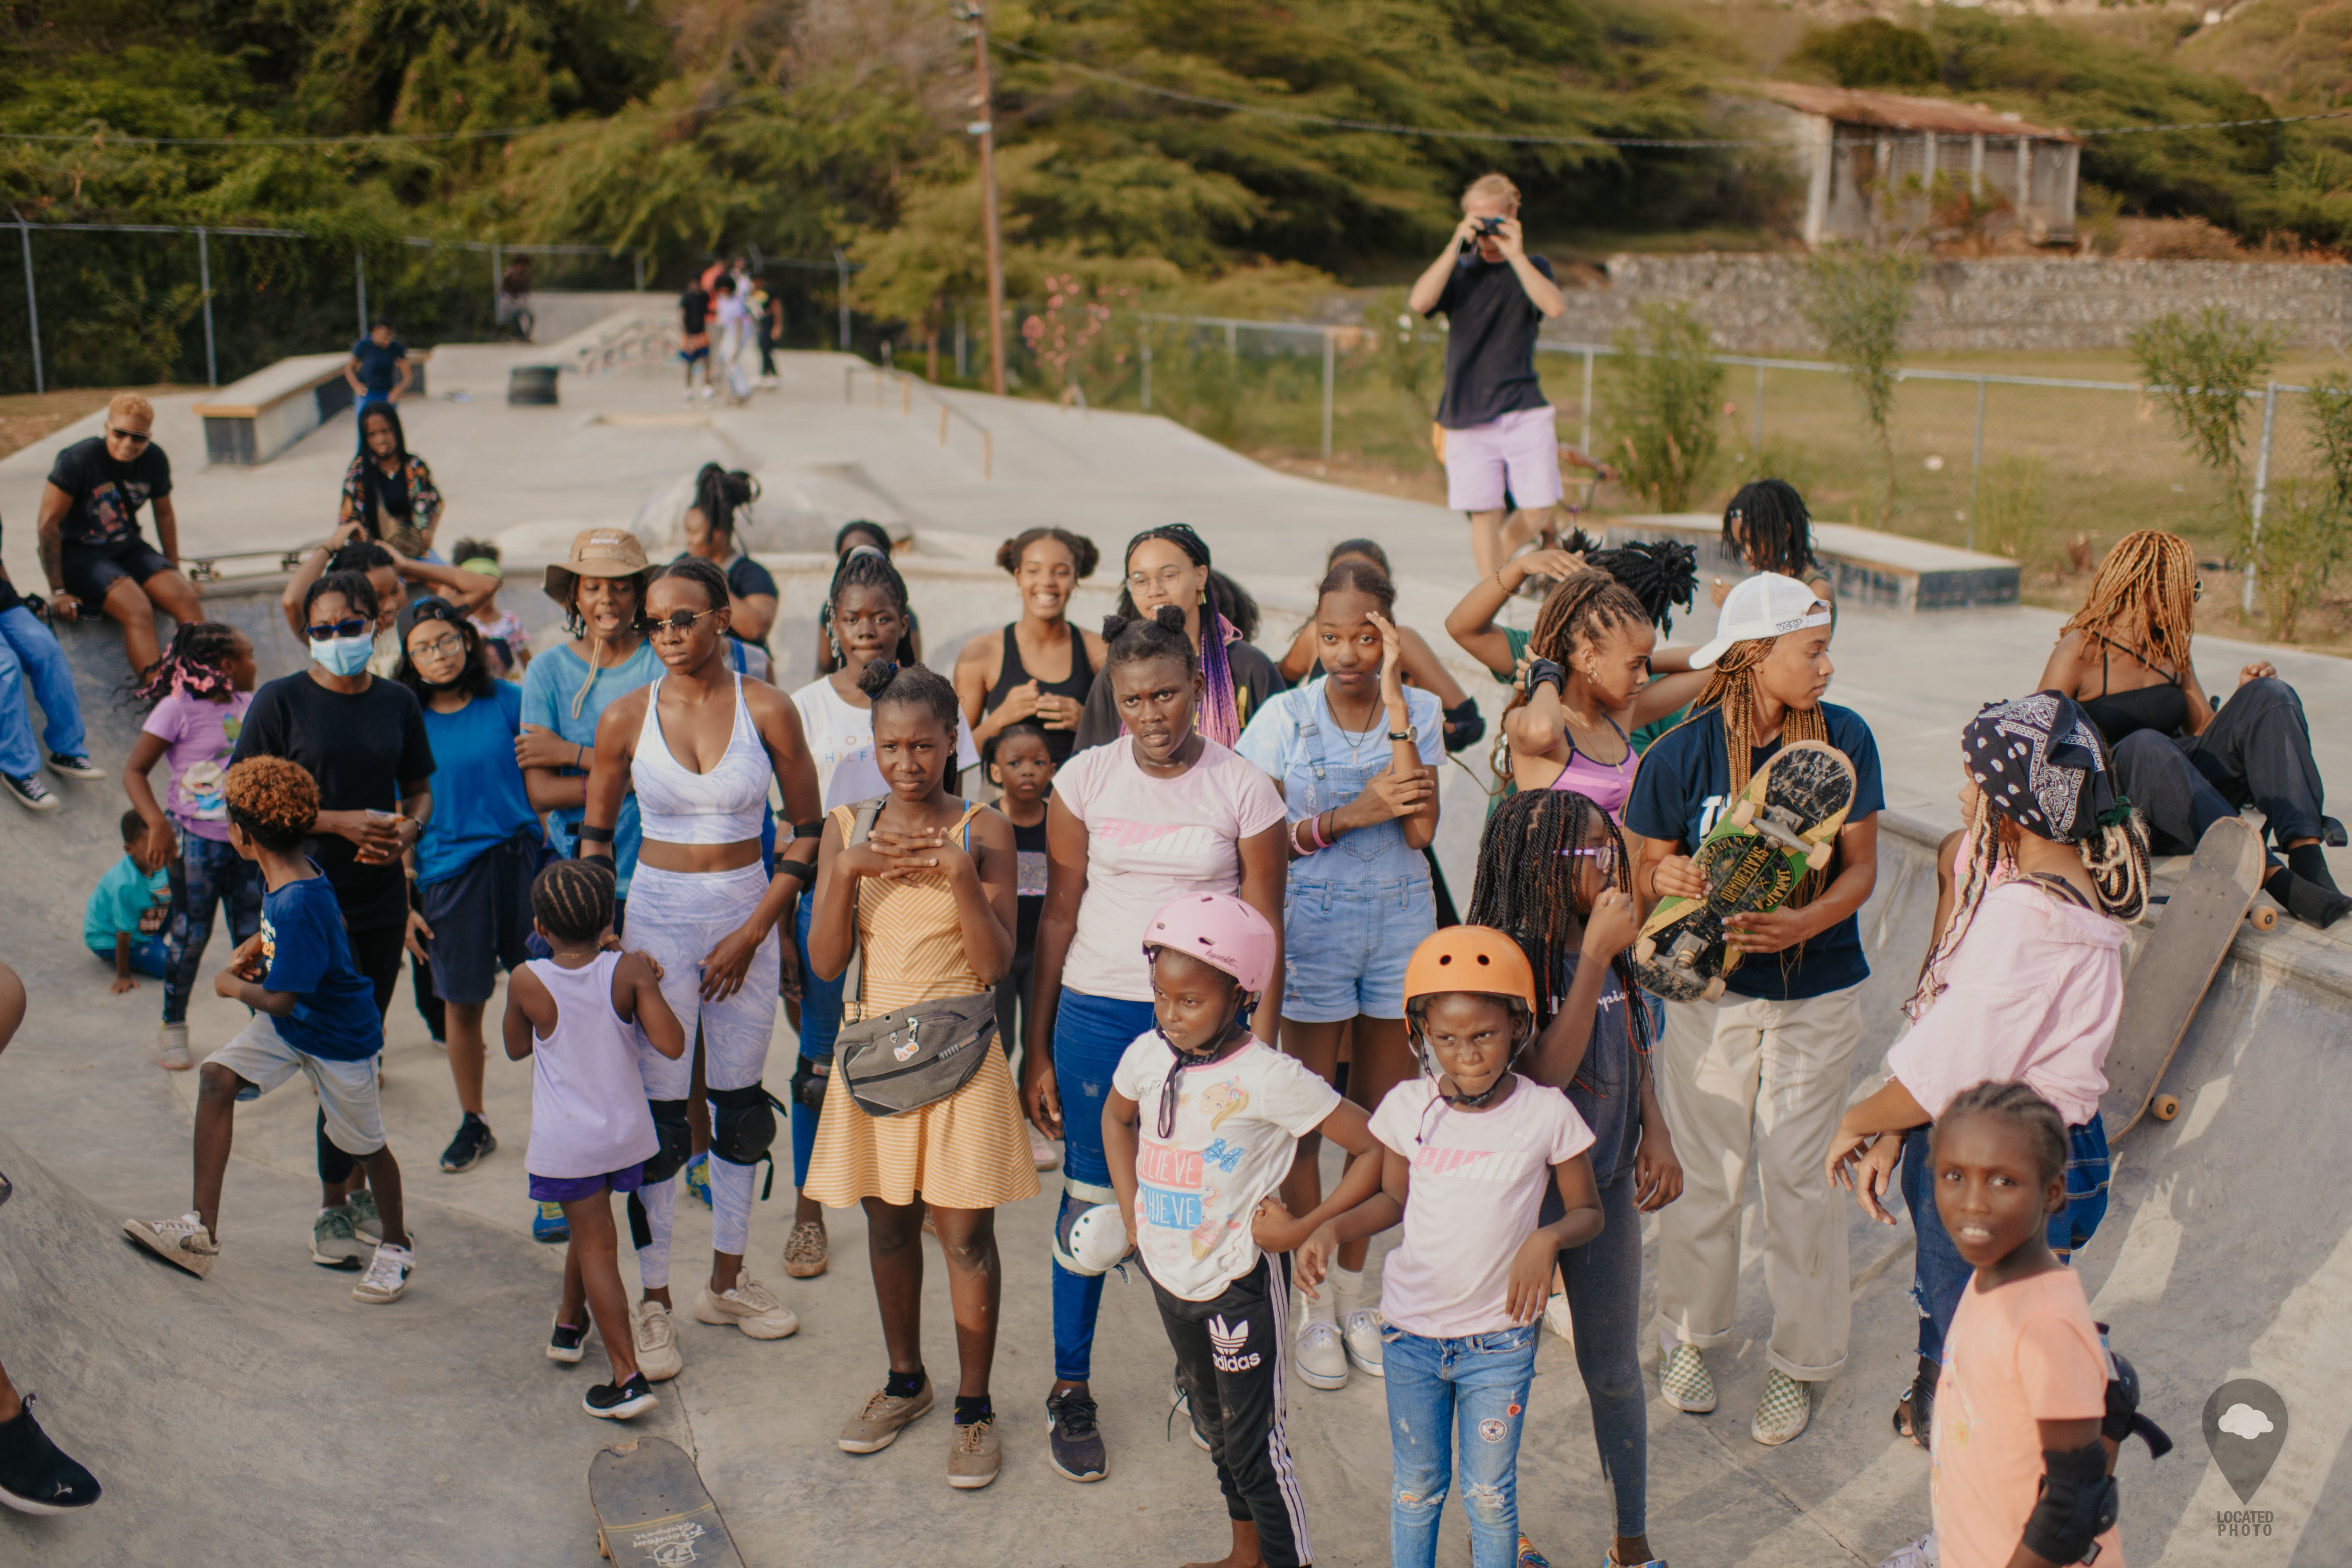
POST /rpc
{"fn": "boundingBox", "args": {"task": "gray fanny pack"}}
[834,798,1000,1118]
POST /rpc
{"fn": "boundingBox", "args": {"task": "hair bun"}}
[1152,604,1186,632]
[856,658,900,699]
[1100,613,1132,639]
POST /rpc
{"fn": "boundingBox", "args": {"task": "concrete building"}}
[1745,81,2081,246]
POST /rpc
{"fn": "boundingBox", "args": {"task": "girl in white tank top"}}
[631,673,771,844]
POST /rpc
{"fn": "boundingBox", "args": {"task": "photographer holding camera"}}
[1409,173,1579,580]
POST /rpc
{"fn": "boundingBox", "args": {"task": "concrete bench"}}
[192,350,430,467]
[1604,513,2020,611]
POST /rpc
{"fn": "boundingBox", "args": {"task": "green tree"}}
[1792,20,1939,90]
[2129,305,2277,529]
[1603,302,1725,513]
[1798,245,1921,519]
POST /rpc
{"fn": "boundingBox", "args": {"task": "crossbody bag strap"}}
[841,799,886,1023]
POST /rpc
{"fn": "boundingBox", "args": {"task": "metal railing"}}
[843,364,995,479]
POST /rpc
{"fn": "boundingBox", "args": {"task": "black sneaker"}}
[439,1114,496,1173]
[2,773,55,812]
[584,1371,657,1421]
[1045,1388,1107,1482]
[44,753,101,781]
[548,1318,588,1364]
[0,1395,102,1514]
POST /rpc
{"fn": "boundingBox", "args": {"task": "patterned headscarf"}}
[1962,692,2120,844]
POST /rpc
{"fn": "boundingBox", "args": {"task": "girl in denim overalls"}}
[1235,559,1444,1391]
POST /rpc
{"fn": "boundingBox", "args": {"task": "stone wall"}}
[1546,253,2352,354]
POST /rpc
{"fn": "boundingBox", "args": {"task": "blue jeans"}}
[0,604,86,777]
[1384,1322,1540,1568]
[1901,1117,2110,1363]
[163,834,265,1026]
[1544,1170,1648,1537]
[789,893,846,1190]
[1051,987,1156,1383]
[91,935,173,978]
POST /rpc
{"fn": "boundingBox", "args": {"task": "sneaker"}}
[1295,1306,1349,1391]
[634,1300,684,1382]
[584,1371,658,1422]
[783,1219,829,1279]
[1878,1532,1939,1568]
[698,384,716,401]
[3,773,55,811]
[1659,1343,1717,1414]
[548,1317,589,1364]
[438,1113,496,1173]
[1029,1123,1062,1172]
[308,1206,367,1270]
[1514,1537,1550,1568]
[1542,1291,1576,1344]
[1170,1379,1210,1452]
[122,1212,218,1278]
[1751,1368,1814,1446]
[839,1378,934,1453]
[158,1023,191,1071]
[1045,1389,1107,1482]
[1341,1306,1386,1378]
[532,1201,569,1244]
[684,1151,712,1208]
[0,1396,102,1515]
[45,753,100,781]
[351,1240,415,1304]
[693,1273,799,1339]
[949,1417,1002,1489]
[343,1189,382,1244]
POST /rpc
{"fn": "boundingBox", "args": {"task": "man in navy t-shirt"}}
[345,323,412,409]
[1622,572,1881,1448]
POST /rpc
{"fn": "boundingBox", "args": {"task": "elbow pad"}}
[1442,698,1486,754]
[2101,1349,2175,1460]
[2022,1440,2117,1565]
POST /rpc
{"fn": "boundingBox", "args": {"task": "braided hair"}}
[1102,605,1197,674]
[822,544,918,665]
[1113,524,1245,744]
[647,556,732,622]
[1466,789,1651,1064]
[1493,568,1651,785]
[532,859,617,944]
[996,527,1099,578]
[857,657,961,728]
[1563,530,1699,635]
[1723,480,1816,580]
[690,464,759,539]
[128,621,243,708]
[2061,529,2198,678]
[223,755,319,852]
[1327,538,1393,575]
[835,519,893,557]
[1938,1080,2069,1188]
[1315,558,1396,621]
[327,538,396,576]
[351,403,413,541]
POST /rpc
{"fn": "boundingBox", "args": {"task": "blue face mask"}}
[311,632,374,677]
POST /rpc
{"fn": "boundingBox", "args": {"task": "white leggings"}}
[626,862,782,1283]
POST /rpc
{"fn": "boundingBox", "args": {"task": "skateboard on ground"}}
[2100,816,2272,1141]
[588,1436,743,1567]
[1632,739,1857,1004]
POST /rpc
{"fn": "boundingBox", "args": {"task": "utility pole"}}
[956,2,1007,396]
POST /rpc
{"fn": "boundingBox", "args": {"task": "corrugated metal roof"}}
[1746,81,2079,144]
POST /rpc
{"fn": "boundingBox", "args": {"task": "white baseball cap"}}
[1690,573,1832,668]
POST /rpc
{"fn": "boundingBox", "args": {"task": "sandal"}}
[1891,1355,1937,1449]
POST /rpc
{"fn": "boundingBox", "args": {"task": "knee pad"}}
[2023,1441,2118,1564]
[641,1098,693,1185]
[1052,1177,1123,1274]
[710,1083,782,1167]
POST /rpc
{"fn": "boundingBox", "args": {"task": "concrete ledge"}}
[192,350,430,466]
[1608,513,2020,610]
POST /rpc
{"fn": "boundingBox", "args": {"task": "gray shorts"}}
[207,1013,386,1157]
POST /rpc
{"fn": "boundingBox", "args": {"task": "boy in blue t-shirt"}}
[86,809,172,993]
[122,757,417,1305]
[1622,572,1883,1449]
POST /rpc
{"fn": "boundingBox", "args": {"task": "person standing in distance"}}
[344,321,413,411]
[36,393,204,678]
[1407,174,1574,583]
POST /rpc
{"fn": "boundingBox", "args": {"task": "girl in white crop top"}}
[632,673,772,844]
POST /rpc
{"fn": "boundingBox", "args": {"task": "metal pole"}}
[1969,376,1986,553]
[2245,381,2277,614]
[491,243,502,326]
[16,215,40,395]
[956,311,968,379]
[1226,321,1237,356]
[1321,329,1335,462]
[355,245,367,340]
[1580,347,1595,456]
[197,227,216,387]
[634,253,646,293]
[833,246,850,351]
[1140,336,1152,414]
[971,7,1007,395]
[1752,363,1764,459]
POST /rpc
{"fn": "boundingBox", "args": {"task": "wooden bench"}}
[192,350,430,466]
[1604,513,2020,611]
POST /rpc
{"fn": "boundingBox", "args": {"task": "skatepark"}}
[3,318,2349,1565]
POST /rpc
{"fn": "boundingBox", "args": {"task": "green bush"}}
[2129,306,2277,531]
[1799,246,1922,518]
[1603,302,1725,513]
[1792,20,1939,90]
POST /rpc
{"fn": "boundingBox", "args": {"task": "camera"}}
[1473,216,1506,236]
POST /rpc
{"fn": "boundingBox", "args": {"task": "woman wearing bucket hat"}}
[1620,569,1884,1447]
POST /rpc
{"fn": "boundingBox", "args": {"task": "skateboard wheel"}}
[1701,976,1727,1002]
[598,1529,612,1561]
[2152,1094,2180,1121]
[2247,904,2279,931]
[1729,799,1756,829]
[1635,937,1655,964]
[1805,841,1833,872]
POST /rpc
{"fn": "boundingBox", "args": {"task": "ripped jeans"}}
[1384,1320,1539,1568]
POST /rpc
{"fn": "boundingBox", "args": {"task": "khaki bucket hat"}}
[542,527,651,605]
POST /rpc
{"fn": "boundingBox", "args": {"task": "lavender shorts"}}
[1443,404,1562,513]
[527,1162,646,1204]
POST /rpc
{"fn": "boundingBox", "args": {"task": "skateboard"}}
[588,1436,744,1568]
[1632,739,1857,1004]
[2099,816,2273,1141]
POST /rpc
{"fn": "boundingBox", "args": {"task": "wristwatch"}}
[1387,725,1417,743]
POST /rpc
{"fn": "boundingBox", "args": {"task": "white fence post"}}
[197,227,216,387]
[2245,381,2277,614]
[1321,328,1335,461]
[1581,347,1595,456]
[1969,376,1986,553]
[15,215,38,395]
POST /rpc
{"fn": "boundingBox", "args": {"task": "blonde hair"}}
[1462,173,1522,211]
[2061,529,2197,677]
[107,391,154,425]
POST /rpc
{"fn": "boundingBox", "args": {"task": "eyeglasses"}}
[108,427,153,447]
[640,607,721,635]
[1561,843,1619,872]
[307,617,371,640]
[1126,565,1195,592]
[409,633,465,660]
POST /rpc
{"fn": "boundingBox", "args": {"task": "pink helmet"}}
[1142,892,1276,996]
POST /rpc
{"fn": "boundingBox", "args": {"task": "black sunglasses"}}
[306,616,371,640]
[109,426,153,446]
[640,607,722,634]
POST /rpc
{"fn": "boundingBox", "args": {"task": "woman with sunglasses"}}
[229,568,436,1267]
[2039,528,2347,927]
[582,557,824,1374]
[395,597,540,1176]
[1069,524,1285,752]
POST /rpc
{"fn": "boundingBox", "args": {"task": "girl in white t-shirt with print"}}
[1105,894,1384,1568]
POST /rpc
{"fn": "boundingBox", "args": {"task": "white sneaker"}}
[1341,1307,1386,1377]
[1877,1533,1938,1568]
[158,1023,191,1071]
[123,1212,217,1277]
[634,1299,684,1381]
[694,1272,799,1339]
[351,1240,414,1304]
[1294,1303,1349,1391]
[1542,1291,1575,1344]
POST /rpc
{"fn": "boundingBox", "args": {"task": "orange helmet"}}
[1402,927,1536,1011]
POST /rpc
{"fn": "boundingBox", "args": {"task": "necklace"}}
[1322,681,1384,765]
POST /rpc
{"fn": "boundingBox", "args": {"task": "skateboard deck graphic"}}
[2100,816,2271,1142]
[589,1436,744,1567]
[1633,739,1857,1004]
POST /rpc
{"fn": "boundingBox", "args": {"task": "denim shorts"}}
[1281,876,1435,1023]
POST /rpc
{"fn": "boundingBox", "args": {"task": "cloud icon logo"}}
[2219,1403,2276,1441]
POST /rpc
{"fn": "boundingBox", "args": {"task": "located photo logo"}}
[2203,1379,2288,1504]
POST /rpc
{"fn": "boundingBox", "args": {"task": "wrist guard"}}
[574,822,615,844]
[1524,657,1566,698]
[1442,698,1486,754]
[2023,1440,2117,1564]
